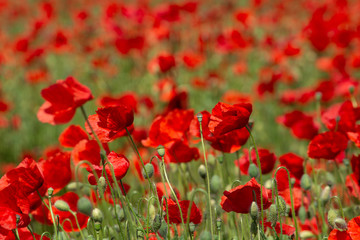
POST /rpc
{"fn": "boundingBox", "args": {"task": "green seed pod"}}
[276,196,287,216]
[264,179,273,189]
[94,222,101,232]
[77,197,93,216]
[54,200,70,212]
[189,222,196,234]
[250,201,259,221]
[97,176,106,197]
[298,205,307,223]
[157,145,165,157]
[47,187,54,197]
[208,154,216,165]
[152,214,162,233]
[248,163,259,178]
[327,208,338,229]
[216,218,222,230]
[142,163,154,179]
[268,204,278,227]
[320,186,331,204]
[326,172,336,187]
[300,174,312,191]
[66,182,83,192]
[158,220,168,238]
[334,218,347,231]
[111,205,124,221]
[198,164,207,179]
[210,175,221,193]
[217,156,224,164]
[196,113,203,123]
[250,220,258,236]
[200,231,212,240]
[299,230,315,239]
[91,208,103,223]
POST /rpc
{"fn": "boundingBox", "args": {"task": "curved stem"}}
[69,210,86,240]
[246,125,264,232]
[329,196,345,219]
[274,167,299,240]
[199,121,215,237]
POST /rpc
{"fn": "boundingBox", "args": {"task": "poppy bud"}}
[198,164,207,179]
[77,197,93,216]
[54,200,70,212]
[97,176,106,197]
[94,222,101,232]
[299,231,315,239]
[250,201,259,220]
[216,218,222,231]
[92,208,103,223]
[334,218,347,231]
[210,175,221,193]
[327,208,338,228]
[111,204,124,221]
[268,204,278,227]
[250,220,258,236]
[217,156,224,164]
[47,187,54,197]
[142,163,154,179]
[189,222,196,234]
[152,214,162,233]
[208,154,216,165]
[196,113,203,123]
[158,220,168,238]
[326,172,335,187]
[298,205,307,223]
[349,85,355,94]
[66,182,83,192]
[315,92,322,101]
[276,196,287,216]
[264,179,273,189]
[157,145,165,157]
[300,174,312,191]
[320,186,331,204]
[248,163,259,178]
[200,231,211,240]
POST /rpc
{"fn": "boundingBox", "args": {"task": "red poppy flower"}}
[209,102,252,136]
[71,139,101,165]
[263,221,295,236]
[236,148,277,175]
[348,126,360,148]
[189,111,213,141]
[96,105,134,135]
[163,198,202,224]
[328,216,360,240]
[38,151,72,193]
[142,109,194,147]
[279,153,304,180]
[59,125,88,148]
[279,187,307,213]
[161,140,199,163]
[1,227,49,240]
[156,183,180,201]
[87,151,130,185]
[308,131,348,160]
[50,192,89,232]
[99,92,138,112]
[322,101,357,133]
[37,76,93,125]
[209,127,250,153]
[148,53,176,73]
[221,178,271,213]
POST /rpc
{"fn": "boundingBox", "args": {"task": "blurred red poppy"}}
[59,125,88,148]
[163,198,202,224]
[37,76,93,125]
[236,148,276,175]
[322,101,357,133]
[163,140,199,163]
[96,105,134,135]
[308,131,348,160]
[328,216,360,240]
[221,178,271,213]
[279,153,304,180]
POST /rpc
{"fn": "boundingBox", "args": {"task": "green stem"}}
[329,196,345,219]
[69,211,86,240]
[48,195,58,240]
[246,125,264,232]
[274,167,299,240]
[199,121,215,237]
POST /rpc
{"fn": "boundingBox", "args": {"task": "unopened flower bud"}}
[157,145,165,157]
[94,222,101,232]
[268,204,278,227]
[276,196,287,216]
[210,175,221,193]
[196,113,203,123]
[216,218,222,230]
[320,186,331,204]
[300,174,312,191]
[152,214,162,233]
[208,154,216,165]
[217,156,224,164]
[299,230,315,239]
[198,164,207,179]
[142,163,154,179]
[54,200,70,212]
[349,85,355,94]
[66,182,83,192]
[91,208,103,223]
[327,208,338,228]
[189,222,196,234]
[248,163,259,178]
[250,201,259,220]
[77,197,93,216]
[334,218,347,231]
[298,205,307,223]
[47,187,54,197]
[97,176,106,197]
[326,172,336,187]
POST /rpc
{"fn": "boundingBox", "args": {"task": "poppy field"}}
[1,0,360,239]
